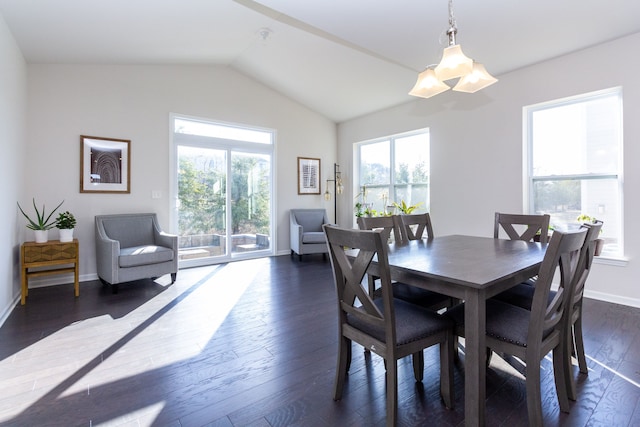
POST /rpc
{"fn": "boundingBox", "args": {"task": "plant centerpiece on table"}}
[55,211,77,242]
[17,198,64,243]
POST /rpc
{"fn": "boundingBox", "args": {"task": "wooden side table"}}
[20,239,79,305]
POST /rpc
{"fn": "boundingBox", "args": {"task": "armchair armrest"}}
[95,219,120,283]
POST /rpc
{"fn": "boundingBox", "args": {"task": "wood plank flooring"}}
[0,255,639,426]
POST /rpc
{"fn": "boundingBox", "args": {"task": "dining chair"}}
[357,215,403,244]
[493,221,603,401]
[447,228,588,425]
[323,225,454,426]
[357,215,406,296]
[494,212,551,243]
[357,215,452,311]
[394,213,455,311]
[398,212,434,242]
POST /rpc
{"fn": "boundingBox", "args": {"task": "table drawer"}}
[23,242,77,263]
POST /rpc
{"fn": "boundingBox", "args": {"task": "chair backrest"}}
[494,212,551,243]
[399,213,434,241]
[324,224,397,344]
[290,209,328,232]
[96,213,158,248]
[528,228,587,342]
[568,221,603,319]
[357,215,404,244]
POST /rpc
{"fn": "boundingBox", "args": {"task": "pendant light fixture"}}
[409,0,497,99]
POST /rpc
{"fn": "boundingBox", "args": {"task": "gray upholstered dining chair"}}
[447,228,588,425]
[494,212,551,243]
[493,221,603,401]
[323,224,454,426]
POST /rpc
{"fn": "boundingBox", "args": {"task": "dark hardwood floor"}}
[1,255,639,426]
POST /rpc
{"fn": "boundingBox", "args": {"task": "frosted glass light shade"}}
[453,62,498,93]
[409,68,450,98]
[434,44,473,80]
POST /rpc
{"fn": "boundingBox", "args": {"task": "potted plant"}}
[392,200,423,214]
[17,199,64,243]
[56,211,76,242]
[577,214,605,256]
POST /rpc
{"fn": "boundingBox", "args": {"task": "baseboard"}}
[583,289,640,309]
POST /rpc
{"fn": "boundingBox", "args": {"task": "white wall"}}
[23,64,335,287]
[0,15,27,323]
[338,32,640,307]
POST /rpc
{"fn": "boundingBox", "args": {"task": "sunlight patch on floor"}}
[0,260,263,420]
[92,401,165,427]
[587,354,640,388]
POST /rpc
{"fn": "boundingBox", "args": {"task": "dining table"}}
[365,234,547,426]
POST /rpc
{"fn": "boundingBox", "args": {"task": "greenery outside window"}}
[171,115,275,267]
[354,130,430,221]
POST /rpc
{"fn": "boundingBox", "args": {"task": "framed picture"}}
[297,157,321,195]
[80,135,131,193]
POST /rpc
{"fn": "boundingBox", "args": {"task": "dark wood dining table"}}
[366,234,547,426]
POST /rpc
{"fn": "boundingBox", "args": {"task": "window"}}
[525,88,623,258]
[354,130,429,221]
[171,114,275,267]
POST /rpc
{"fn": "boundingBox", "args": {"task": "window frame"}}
[523,87,624,261]
[169,113,277,267]
[353,128,430,225]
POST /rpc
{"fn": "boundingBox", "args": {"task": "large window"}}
[354,130,429,221]
[525,88,623,258]
[171,115,275,267]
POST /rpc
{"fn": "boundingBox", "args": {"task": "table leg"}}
[21,267,27,305]
[74,261,79,297]
[464,290,486,426]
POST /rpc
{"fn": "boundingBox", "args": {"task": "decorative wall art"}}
[80,135,131,193]
[297,157,321,195]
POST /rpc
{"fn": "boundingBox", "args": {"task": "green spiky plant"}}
[17,199,64,230]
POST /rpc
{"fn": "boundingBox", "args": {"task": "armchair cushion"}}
[302,232,326,244]
[119,245,175,268]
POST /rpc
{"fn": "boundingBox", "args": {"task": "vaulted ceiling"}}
[1,0,639,122]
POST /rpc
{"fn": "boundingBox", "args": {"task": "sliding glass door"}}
[172,115,274,267]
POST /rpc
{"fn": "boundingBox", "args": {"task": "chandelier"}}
[409,0,497,99]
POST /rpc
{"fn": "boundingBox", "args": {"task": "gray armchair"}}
[290,209,330,261]
[95,213,178,293]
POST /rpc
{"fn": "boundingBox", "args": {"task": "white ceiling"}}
[1,0,639,122]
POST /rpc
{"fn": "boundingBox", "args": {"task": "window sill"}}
[593,255,628,267]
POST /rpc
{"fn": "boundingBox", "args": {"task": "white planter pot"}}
[34,229,49,243]
[59,228,74,242]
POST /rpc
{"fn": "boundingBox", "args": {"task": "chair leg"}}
[574,318,588,374]
[333,336,350,401]
[412,351,424,382]
[553,347,571,412]
[385,358,398,427]
[440,333,454,409]
[525,358,544,426]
